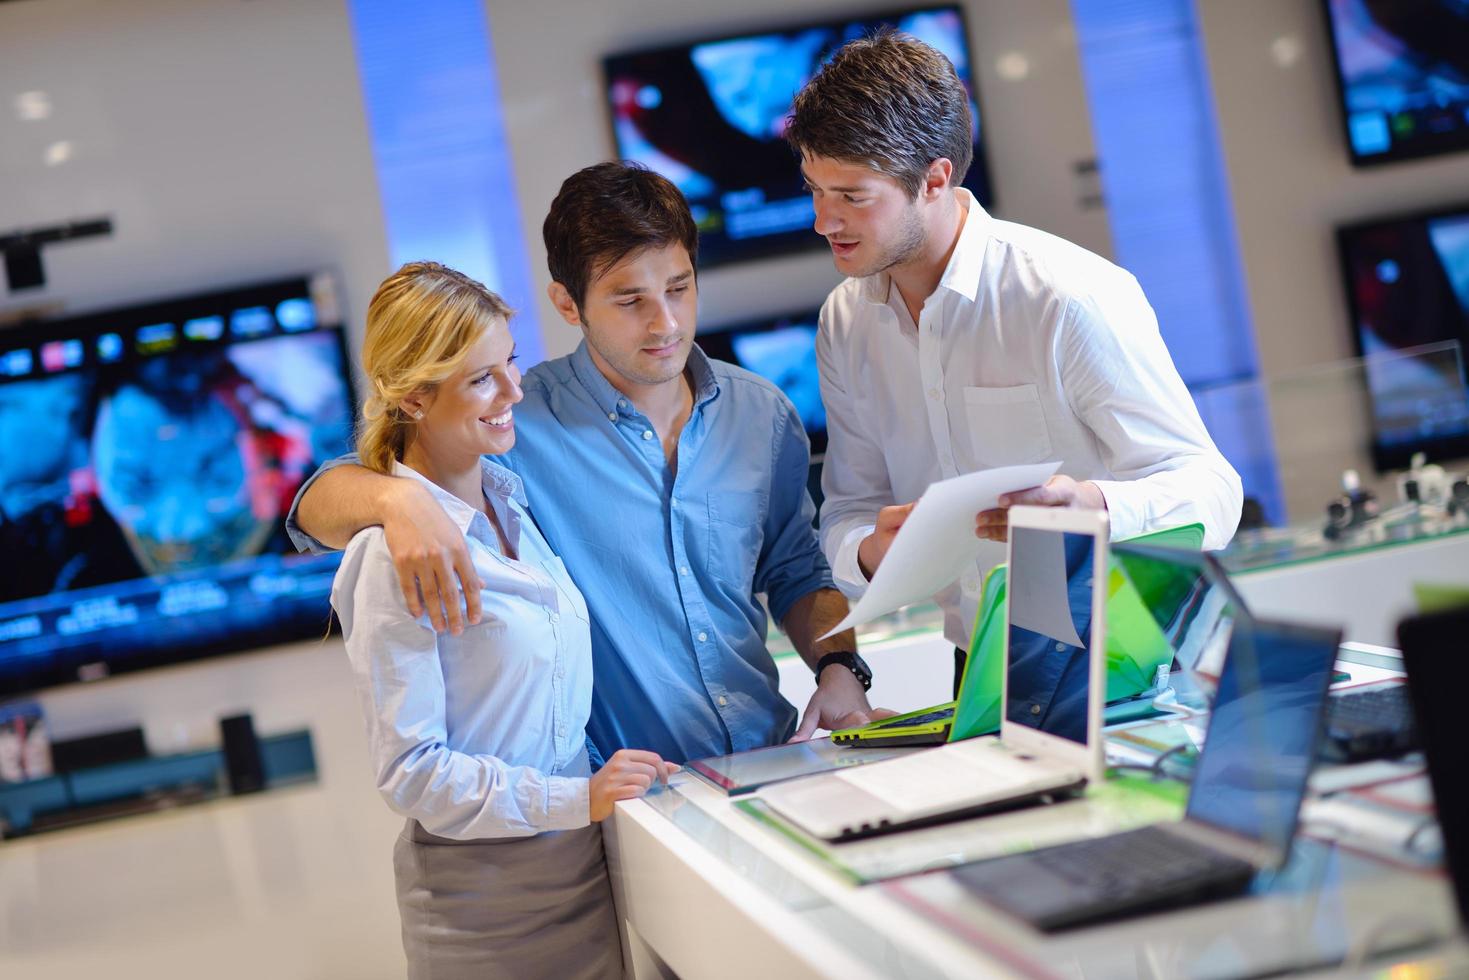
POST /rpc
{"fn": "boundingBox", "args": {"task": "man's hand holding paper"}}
[821,461,1063,639]
[975,474,1110,543]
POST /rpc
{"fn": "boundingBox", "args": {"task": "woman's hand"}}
[589,749,678,821]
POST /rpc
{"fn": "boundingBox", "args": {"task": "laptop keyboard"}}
[872,706,955,730]
[1029,827,1248,894]
[834,743,1061,813]
[954,826,1256,929]
[1324,685,1417,762]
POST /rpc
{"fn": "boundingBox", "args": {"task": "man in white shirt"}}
[786,29,1243,691]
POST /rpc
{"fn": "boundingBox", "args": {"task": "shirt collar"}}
[858,187,990,306]
[569,338,721,415]
[390,458,526,538]
[685,343,721,408]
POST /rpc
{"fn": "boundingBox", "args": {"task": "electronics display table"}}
[606,733,1465,979]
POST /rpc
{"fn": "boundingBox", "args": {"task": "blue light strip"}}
[1070,0,1284,523]
[346,0,543,364]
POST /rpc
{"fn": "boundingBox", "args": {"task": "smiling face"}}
[803,153,928,279]
[405,318,522,468]
[553,243,697,395]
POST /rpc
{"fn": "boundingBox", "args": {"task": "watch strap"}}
[814,650,872,691]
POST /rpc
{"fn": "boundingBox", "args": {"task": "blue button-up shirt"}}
[289,342,833,765]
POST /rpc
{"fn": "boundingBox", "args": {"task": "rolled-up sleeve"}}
[752,399,835,624]
[1058,280,1243,550]
[815,305,893,598]
[285,452,364,555]
[333,531,590,838]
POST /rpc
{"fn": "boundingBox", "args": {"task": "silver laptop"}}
[761,506,1108,842]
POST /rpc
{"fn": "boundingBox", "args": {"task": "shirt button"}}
[671,499,678,509]
[928,388,941,400]
[618,399,627,408]
[679,566,689,575]
[1030,704,1042,716]
[718,695,729,707]
[1054,642,1067,652]
[550,613,560,624]
[642,430,654,441]
[697,631,708,642]
[607,412,617,422]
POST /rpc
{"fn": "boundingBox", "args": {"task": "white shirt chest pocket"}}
[962,384,1054,467]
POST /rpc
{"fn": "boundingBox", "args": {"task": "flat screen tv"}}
[1337,201,1469,470]
[0,273,356,694]
[605,5,992,267]
[1321,0,1469,166]
[699,310,826,456]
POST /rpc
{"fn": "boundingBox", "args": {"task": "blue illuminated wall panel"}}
[1071,0,1284,523]
[347,0,543,364]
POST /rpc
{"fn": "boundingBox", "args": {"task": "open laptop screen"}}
[1112,545,1248,677]
[1005,527,1095,744]
[1185,620,1339,857]
[1399,607,1469,930]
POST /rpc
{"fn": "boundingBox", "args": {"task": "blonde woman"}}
[330,261,670,979]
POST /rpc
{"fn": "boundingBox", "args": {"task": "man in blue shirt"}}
[289,163,887,764]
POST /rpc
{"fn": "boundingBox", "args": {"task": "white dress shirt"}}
[817,189,1243,648]
[331,459,593,839]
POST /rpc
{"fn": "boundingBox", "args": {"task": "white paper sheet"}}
[820,461,1062,639]
[1008,524,1086,648]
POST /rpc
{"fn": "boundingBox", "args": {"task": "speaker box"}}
[50,726,147,772]
[219,714,265,795]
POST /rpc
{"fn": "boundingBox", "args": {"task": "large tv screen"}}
[699,310,826,455]
[605,6,992,267]
[0,274,356,694]
[1322,0,1469,166]
[1338,202,1469,469]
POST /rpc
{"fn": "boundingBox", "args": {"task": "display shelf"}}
[0,729,316,837]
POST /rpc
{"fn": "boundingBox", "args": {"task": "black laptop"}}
[952,617,1341,932]
[1398,606,1469,929]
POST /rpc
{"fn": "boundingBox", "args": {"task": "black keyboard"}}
[1323,685,1417,763]
[871,706,955,729]
[953,825,1256,931]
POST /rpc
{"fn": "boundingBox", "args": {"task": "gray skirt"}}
[393,818,624,980]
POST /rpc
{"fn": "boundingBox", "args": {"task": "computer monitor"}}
[1185,618,1340,862]
[0,273,356,694]
[1321,0,1469,166]
[604,5,993,267]
[1003,507,1108,779]
[1336,200,1469,469]
[698,310,825,454]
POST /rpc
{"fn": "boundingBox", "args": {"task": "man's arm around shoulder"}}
[296,463,483,633]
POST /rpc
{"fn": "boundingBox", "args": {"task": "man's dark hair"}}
[785,28,973,198]
[543,161,699,308]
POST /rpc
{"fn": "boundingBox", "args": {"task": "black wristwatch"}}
[814,651,872,692]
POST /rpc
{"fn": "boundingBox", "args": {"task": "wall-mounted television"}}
[1337,201,1469,470]
[1321,0,1469,166]
[699,309,826,456]
[0,274,356,694]
[604,5,992,268]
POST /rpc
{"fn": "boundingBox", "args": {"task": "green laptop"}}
[832,522,1205,747]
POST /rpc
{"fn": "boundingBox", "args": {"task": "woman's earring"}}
[411,409,425,421]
